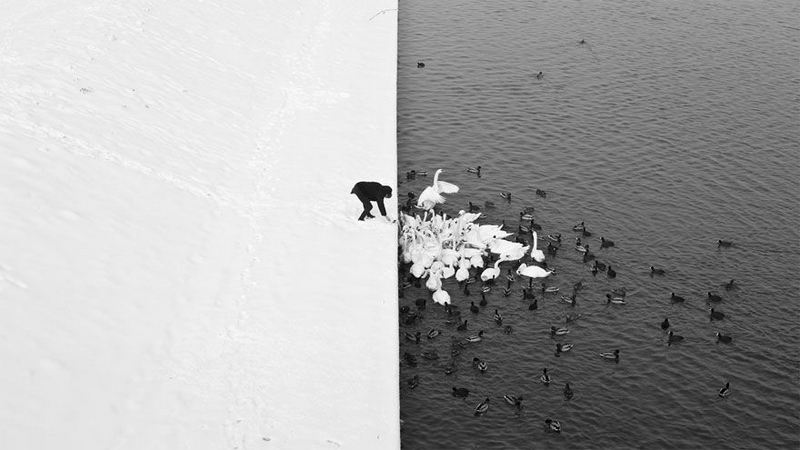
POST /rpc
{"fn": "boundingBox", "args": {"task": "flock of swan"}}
[398,168,736,433]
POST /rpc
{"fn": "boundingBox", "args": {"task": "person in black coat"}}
[351,181,392,221]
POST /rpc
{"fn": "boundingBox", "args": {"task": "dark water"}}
[396,0,799,448]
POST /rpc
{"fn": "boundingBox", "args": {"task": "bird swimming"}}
[466,330,484,343]
[716,332,733,344]
[707,292,723,302]
[710,308,725,321]
[606,294,626,305]
[600,237,615,248]
[600,349,620,360]
[719,382,731,397]
[452,387,470,398]
[661,318,670,331]
[670,292,685,303]
[667,331,684,346]
[474,397,491,415]
[717,239,733,248]
[563,383,574,400]
[607,265,617,278]
[541,368,551,385]
[545,418,561,433]
[551,326,570,336]
[650,266,666,275]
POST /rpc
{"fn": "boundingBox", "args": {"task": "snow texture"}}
[0,1,399,448]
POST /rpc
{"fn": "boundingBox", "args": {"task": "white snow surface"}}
[0,1,399,449]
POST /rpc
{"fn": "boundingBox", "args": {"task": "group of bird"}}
[398,167,737,433]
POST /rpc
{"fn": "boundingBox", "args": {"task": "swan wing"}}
[417,186,445,208]
[436,180,460,194]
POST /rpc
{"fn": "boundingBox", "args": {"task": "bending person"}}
[351,181,392,221]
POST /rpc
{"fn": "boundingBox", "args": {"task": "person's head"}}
[383,185,393,198]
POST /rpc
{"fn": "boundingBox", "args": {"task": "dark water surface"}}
[396,1,799,448]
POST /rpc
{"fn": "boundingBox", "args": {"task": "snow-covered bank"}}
[0,1,399,448]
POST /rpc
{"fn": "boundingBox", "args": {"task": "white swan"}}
[530,231,545,263]
[432,288,451,305]
[481,257,507,282]
[416,169,459,210]
[516,263,553,279]
[425,269,443,291]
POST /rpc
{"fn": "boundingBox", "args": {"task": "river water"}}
[396,0,799,448]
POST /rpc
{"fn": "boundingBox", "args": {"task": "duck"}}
[563,383,574,400]
[452,387,470,398]
[503,395,524,409]
[582,247,596,263]
[551,326,570,336]
[456,319,468,331]
[724,279,736,291]
[506,270,516,283]
[594,260,607,271]
[606,294,626,305]
[541,368,551,385]
[479,291,488,307]
[468,201,481,212]
[444,364,455,375]
[463,284,471,296]
[493,309,503,325]
[650,266,666,275]
[555,343,573,356]
[667,331,684,346]
[477,360,488,372]
[502,286,512,297]
[470,301,479,314]
[403,352,418,367]
[547,233,562,243]
[542,283,560,294]
[501,192,512,201]
[709,308,725,321]
[545,418,561,433]
[522,288,536,300]
[607,265,617,278]
[707,292,723,302]
[572,221,585,232]
[719,382,731,397]
[574,239,587,253]
[466,330,484,343]
[600,349,620,360]
[405,331,421,343]
[519,224,532,234]
[716,332,733,344]
[416,61,425,68]
[600,237,615,248]
[528,299,539,310]
[474,398,491,416]
[591,265,598,276]
[582,228,593,237]
[561,293,577,306]
[611,287,626,297]
[427,328,441,339]
[661,318,670,331]
[421,349,439,360]
[407,375,419,389]
[467,166,482,174]
[670,292,685,303]
[565,313,582,323]
[484,200,495,208]
[535,71,544,80]
[717,239,733,248]
[520,212,534,221]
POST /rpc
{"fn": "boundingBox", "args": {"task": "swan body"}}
[416,169,460,210]
[432,288,451,305]
[481,258,505,282]
[516,263,554,279]
[530,231,545,262]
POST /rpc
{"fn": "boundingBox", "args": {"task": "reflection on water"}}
[397,0,799,448]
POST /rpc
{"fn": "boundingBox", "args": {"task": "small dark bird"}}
[710,308,725,321]
[600,237,615,248]
[670,292,685,303]
[607,265,617,278]
[650,266,666,275]
[535,71,543,80]
[480,291,488,307]
[536,189,547,198]
[563,383,574,400]
[719,382,731,397]
[707,292,723,302]
[452,387,470,398]
[474,398,490,416]
[661,318,670,331]
[415,298,427,310]
[667,331,684,346]
[457,320,468,331]
[528,299,538,310]
[725,279,736,291]
[716,332,733,344]
[470,301,479,314]
[417,61,425,68]
[403,352,417,367]
[493,309,503,325]
[717,239,733,248]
